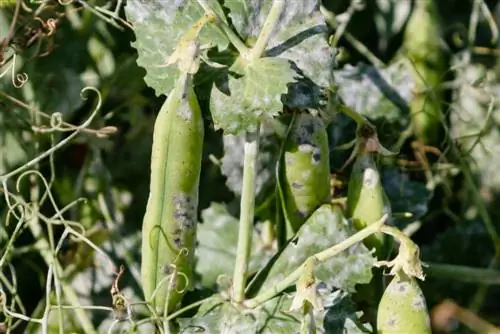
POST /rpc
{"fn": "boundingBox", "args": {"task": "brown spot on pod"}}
[292,181,303,189]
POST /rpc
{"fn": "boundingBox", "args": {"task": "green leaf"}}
[210,56,296,134]
[195,203,274,287]
[259,204,376,294]
[209,1,333,134]
[124,0,229,95]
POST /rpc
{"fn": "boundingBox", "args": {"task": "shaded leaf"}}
[381,166,432,226]
[323,290,373,333]
[195,203,274,287]
[334,61,414,134]
[220,122,280,199]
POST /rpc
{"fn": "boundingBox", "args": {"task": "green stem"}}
[339,105,367,127]
[197,0,250,56]
[424,262,500,285]
[232,125,261,303]
[244,214,387,308]
[248,0,286,60]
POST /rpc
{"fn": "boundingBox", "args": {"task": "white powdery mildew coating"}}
[388,280,410,295]
[177,98,193,121]
[285,154,295,165]
[298,144,314,153]
[362,168,380,189]
[126,0,152,23]
[386,315,399,329]
[301,170,311,180]
[412,295,427,311]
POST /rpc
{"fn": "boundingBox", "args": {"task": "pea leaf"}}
[124,0,229,95]
[178,289,371,333]
[381,166,432,227]
[324,291,373,333]
[450,62,500,192]
[220,123,280,200]
[336,62,413,120]
[210,56,296,134]
[330,61,415,147]
[258,204,376,293]
[195,203,274,287]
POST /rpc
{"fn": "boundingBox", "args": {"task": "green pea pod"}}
[141,72,204,314]
[346,150,391,259]
[377,273,431,334]
[279,112,331,235]
[404,0,447,146]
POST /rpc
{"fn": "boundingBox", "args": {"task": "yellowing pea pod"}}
[141,71,204,315]
[280,112,331,234]
[377,272,431,334]
[346,147,391,260]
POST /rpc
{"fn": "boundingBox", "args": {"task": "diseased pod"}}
[346,144,391,259]
[377,272,431,333]
[404,0,447,146]
[280,112,331,234]
[141,71,204,314]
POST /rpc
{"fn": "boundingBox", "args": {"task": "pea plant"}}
[123,0,432,332]
[1,0,499,333]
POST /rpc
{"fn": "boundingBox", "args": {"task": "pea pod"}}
[404,0,447,146]
[141,72,204,314]
[346,149,391,259]
[279,112,331,235]
[377,273,431,334]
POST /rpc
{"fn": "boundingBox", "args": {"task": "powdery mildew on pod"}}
[346,150,391,259]
[377,274,431,334]
[281,112,331,232]
[141,74,204,314]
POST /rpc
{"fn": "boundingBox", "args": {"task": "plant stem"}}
[339,105,367,126]
[248,0,286,60]
[232,125,261,303]
[244,214,387,308]
[197,0,250,56]
[424,262,500,285]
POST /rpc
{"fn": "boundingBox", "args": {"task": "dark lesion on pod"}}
[172,194,197,231]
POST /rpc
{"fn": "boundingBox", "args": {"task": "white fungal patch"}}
[362,168,379,188]
[298,144,314,153]
[386,315,399,328]
[388,280,410,295]
[301,170,312,180]
[285,154,295,165]
[177,99,193,121]
[412,295,427,311]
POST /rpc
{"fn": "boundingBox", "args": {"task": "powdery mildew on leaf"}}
[260,205,376,293]
[209,0,334,134]
[125,0,228,95]
[195,203,273,287]
[334,61,414,126]
[210,56,296,134]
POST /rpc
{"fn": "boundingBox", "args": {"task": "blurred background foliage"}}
[0,0,499,333]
